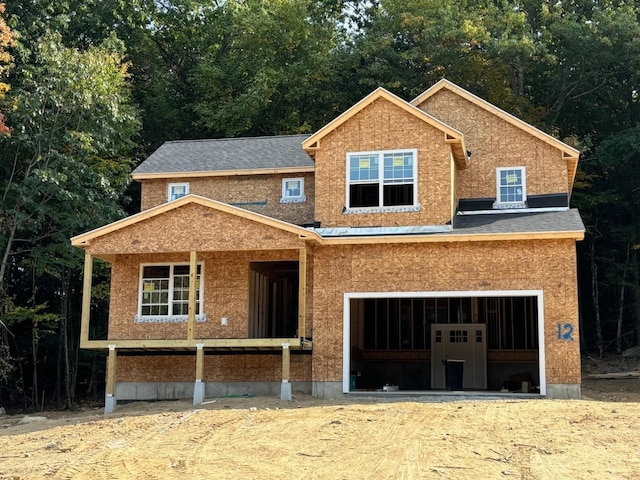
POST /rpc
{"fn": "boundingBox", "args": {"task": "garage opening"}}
[248,261,298,338]
[348,294,540,394]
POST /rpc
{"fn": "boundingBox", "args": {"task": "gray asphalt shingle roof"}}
[132,134,313,175]
[452,209,584,234]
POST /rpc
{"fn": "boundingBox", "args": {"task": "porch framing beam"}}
[298,246,307,339]
[80,337,310,350]
[80,252,93,344]
[187,250,197,340]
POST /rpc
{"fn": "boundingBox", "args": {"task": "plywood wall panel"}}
[141,173,315,226]
[416,89,569,200]
[312,239,581,386]
[116,353,312,383]
[314,98,453,228]
[87,203,305,257]
[108,250,300,341]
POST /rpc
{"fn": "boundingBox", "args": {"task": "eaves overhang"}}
[312,230,584,245]
[131,166,315,181]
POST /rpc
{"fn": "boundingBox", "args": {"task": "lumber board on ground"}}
[587,371,640,379]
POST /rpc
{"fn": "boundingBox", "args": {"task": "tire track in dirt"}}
[49,411,207,479]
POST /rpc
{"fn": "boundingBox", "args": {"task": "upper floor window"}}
[495,167,526,208]
[347,149,417,209]
[136,263,205,323]
[168,182,189,201]
[280,177,305,203]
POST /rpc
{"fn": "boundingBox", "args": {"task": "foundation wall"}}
[415,89,569,200]
[311,239,581,387]
[107,249,312,340]
[313,97,453,228]
[140,173,315,226]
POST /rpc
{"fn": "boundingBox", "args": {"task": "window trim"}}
[135,262,206,323]
[345,149,418,212]
[168,182,190,202]
[495,166,526,208]
[280,177,305,203]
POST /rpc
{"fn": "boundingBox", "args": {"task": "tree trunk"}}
[0,220,17,300]
[60,267,73,410]
[616,243,631,355]
[31,325,38,410]
[589,236,603,357]
[632,249,640,347]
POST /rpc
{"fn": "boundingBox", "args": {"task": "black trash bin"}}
[442,359,464,390]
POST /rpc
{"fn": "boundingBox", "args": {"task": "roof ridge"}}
[163,134,311,145]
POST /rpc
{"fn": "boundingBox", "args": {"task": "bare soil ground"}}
[2,356,640,480]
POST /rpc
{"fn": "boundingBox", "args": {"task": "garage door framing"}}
[342,290,546,395]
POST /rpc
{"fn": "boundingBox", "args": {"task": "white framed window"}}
[280,177,305,203]
[135,263,205,323]
[168,182,189,201]
[346,149,418,210]
[495,167,526,208]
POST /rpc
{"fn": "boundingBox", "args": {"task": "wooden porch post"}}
[298,246,307,339]
[187,250,197,340]
[105,344,117,414]
[281,342,292,401]
[193,343,205,405]
[80,252,93,346]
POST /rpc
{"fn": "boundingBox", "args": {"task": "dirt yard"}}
[1,357,640,480]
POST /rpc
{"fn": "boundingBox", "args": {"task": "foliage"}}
[190,0,346,137]
[0,2,16,134]
[0,16,139,407]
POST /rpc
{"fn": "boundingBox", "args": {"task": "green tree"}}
[0,32,139,408]
[525,0,640,139]
[191,0,345,137]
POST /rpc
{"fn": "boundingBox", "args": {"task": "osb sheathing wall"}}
[86,203,306,257]
[115,354,312,383]
[314,98,453,228]
[311,239,580,386]
[110,247,314,382]
[415,90,569,199]
[109,250,298,340]
[140,173,315,226]
[107,248,312,340]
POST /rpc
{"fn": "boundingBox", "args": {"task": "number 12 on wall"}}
[557,323,574,341]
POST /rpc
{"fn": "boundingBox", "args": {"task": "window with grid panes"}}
[496,167,526,206]
[347,150,416,208]
[139,264,202,319]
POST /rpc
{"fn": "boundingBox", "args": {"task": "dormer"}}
[303,88,469,228]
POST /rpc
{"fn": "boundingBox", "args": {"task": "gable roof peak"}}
[301,85,468,166]
[412,78,581,192]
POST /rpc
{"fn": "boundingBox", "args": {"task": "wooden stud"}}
[187,250,197,341]
[282,343,291,382]
[80,253,93,345]
[298,246,307,339]
[106,345,117,396]
[195,343,204,381]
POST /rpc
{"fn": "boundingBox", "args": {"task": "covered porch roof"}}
[71,194,322,262]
